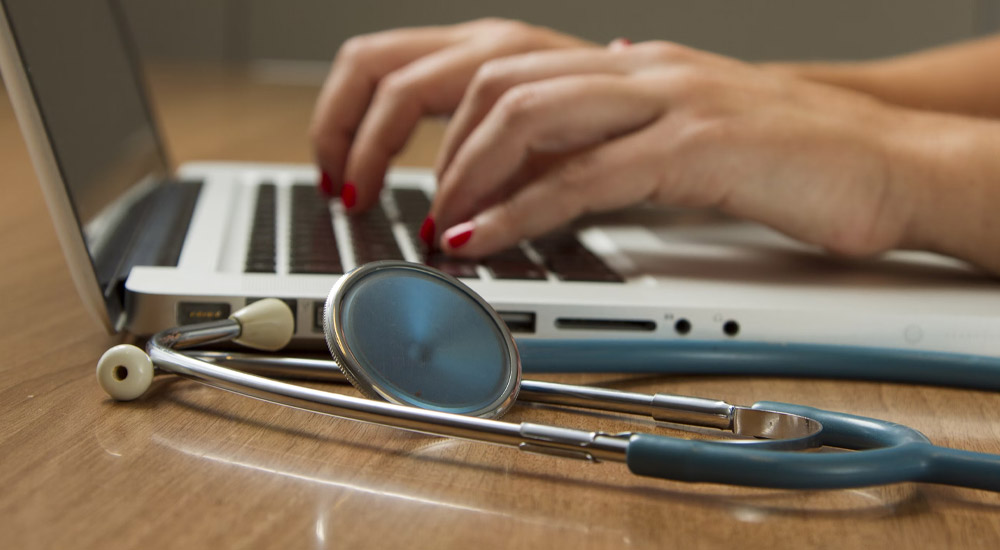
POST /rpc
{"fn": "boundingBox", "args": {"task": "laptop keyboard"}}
[245,182,623,282]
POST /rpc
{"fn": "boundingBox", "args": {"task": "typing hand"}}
[309,18,592,213]
[429,40,918,259]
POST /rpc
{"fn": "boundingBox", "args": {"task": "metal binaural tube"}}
[185,351,821,449]
[150,336,631,462]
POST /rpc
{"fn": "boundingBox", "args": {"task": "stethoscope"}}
[96,261,1000,492]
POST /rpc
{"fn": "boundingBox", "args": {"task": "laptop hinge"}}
[98,179,203,316]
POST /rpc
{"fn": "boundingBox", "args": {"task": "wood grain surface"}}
[2,64,999,550]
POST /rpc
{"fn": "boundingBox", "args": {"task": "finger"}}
[433,41,718,179]
[309,26,461,194]
[439,129,659,256]
[607,37,632,51]
[342,42,501,211]
[435,48,631,177]
[433,75,664,232]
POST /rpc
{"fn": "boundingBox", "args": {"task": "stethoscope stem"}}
[186,351,821,447]
[149,339,633,463]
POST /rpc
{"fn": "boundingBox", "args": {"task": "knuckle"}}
[481,19,540,49]
[494,200,520,234]
[336,34,376,67]
[471,16,512,29]
[659,66,717,99]
[557,154,599,190]
[487,18,531,38]
[373,70,423,111]
[376,70,413,99]
[555,172,591,217]
[492,198,537,245]
[494,85,544,127]
[470,60,516,102]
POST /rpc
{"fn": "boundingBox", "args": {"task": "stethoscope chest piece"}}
[323,261,521,419]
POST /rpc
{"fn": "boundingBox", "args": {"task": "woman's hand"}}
[430,41,922,259]
[309,18,593,210]
[311,20,1000,275]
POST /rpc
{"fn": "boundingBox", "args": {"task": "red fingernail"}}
[341,181,357,209]
[444,221,474,249]
[419,216,436,248]
[319,171,334,195]
[618,38,632,46]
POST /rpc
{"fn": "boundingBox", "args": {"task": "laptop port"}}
[555,318,656,332]
[498,311,536,334]
[723,320,740,337]
[246,298,298,331]
[313,301,326,332]
[177,302,232,325]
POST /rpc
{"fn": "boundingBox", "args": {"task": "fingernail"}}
[608,37,632,50]
[444,221,474,250]
[319,171,334,195]
[419,216,436,248]
[341,181,357,209]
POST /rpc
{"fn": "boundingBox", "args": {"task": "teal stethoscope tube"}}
[627,401,1000,491]
[519,339,1000,391]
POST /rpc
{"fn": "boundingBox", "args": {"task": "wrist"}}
[886,110,1000,274]
[760,60,881,93]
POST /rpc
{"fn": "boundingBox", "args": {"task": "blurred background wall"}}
[121,0,1000,66]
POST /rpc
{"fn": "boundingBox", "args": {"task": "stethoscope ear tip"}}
[96,344,154,401]
[231,298,295,351]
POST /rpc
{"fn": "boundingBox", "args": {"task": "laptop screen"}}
[1,0,169,322]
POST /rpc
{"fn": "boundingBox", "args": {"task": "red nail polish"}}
[319,172,334,195]
[445,222,474,249]
[608,37,632,50]
[419,216,436,248]
[341,181,357,209]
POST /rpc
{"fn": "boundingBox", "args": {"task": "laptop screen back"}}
[1,0,169,322]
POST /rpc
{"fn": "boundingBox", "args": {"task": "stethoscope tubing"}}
[519,339,1000,391]
[628,401,1000,491]
[158,342,1000,492]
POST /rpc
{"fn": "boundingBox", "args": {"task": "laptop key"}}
[245,183,277,273]
[426,252,479,279]
[532,231,623,283]
[484,247,546,280]
[391,188,432,224]
[289,184,343,274]
[349,206,405,264]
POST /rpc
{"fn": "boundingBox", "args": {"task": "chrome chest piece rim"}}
[323,261,521,419]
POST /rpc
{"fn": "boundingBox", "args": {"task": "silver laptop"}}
[4,0,1000,363]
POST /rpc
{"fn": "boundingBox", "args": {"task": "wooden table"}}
[2,64,1000,549]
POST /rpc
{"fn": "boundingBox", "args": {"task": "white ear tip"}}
[231,298,295,351]
[97,344,155,401]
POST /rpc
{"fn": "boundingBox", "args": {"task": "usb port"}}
[314,301,326,332]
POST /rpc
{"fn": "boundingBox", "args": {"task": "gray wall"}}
[121,0,1000,64]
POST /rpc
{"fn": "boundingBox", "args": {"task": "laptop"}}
[4,0,1000,365]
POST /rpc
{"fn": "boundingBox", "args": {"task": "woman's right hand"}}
[309,18,594,211]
